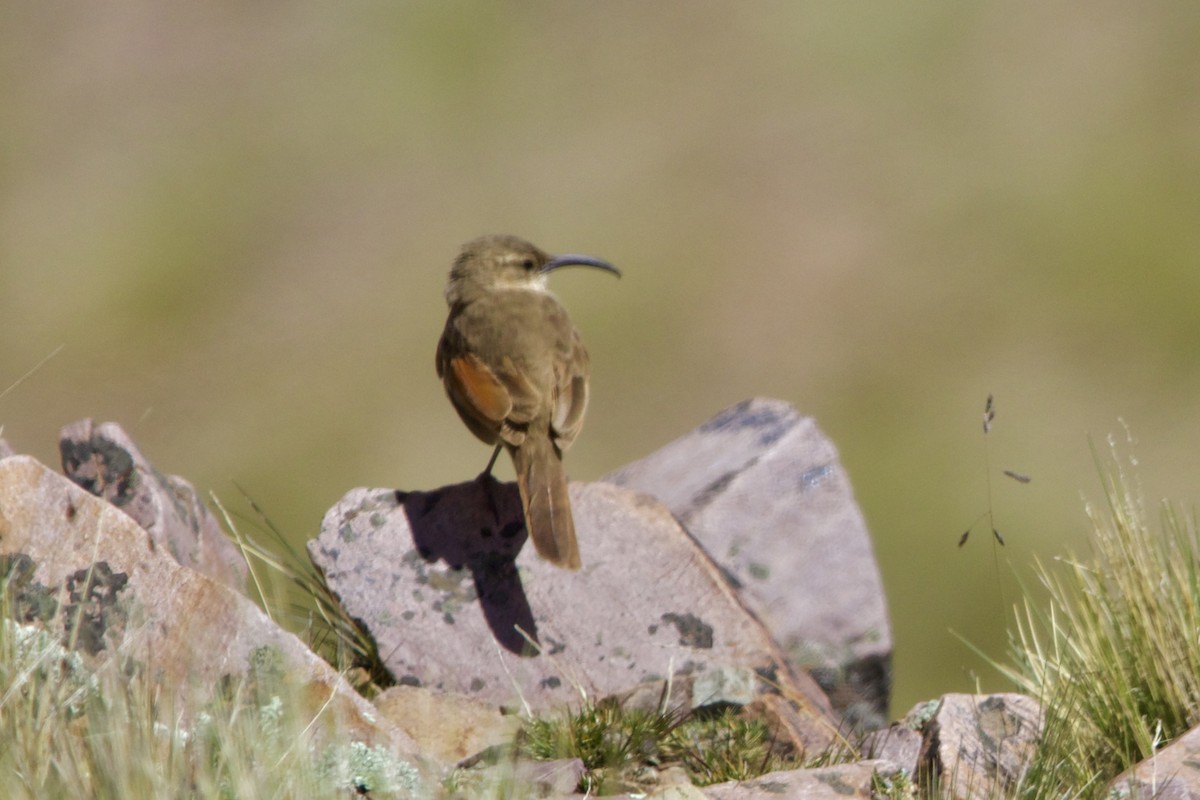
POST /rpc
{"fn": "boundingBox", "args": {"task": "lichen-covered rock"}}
[309,478,837,753]
[605,398,891,730]
[59,419,247,591]
[0,455,419,763]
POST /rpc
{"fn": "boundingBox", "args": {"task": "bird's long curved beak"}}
[542,253,621,278]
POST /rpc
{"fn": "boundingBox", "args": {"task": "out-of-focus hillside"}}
[3,3,1199,713]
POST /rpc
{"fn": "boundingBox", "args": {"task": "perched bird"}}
[436,235,619,570]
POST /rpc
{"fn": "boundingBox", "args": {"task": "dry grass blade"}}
[220,483,393,689]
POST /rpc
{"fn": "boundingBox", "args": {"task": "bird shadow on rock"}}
[400,476,539,656]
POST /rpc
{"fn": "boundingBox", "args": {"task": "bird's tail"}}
[512,434,580,570]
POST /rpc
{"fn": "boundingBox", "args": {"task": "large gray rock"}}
[604,398,891,729]
[0,455,419,763]
[309,478,838,752]
[1110,723,1200,799]
[58,419,247,591]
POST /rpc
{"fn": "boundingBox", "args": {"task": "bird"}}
[435,234,619,570]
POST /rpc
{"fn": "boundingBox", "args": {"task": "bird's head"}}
[446,234,619,304]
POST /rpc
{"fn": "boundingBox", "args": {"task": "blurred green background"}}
[3,3,1199,717]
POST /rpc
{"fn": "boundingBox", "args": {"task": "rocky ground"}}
[0,399,1188,797]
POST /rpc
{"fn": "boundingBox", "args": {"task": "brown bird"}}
[436,235,619,570]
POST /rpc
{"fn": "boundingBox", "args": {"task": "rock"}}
[58,419,247,591]
[613,667,762,718]
[860,720,924,778]
[373,684,520,764]
[612,675,697,717]
[0,455,419,764]
[1109,723,1200,799]
[692,665,758,708]
[604,398,892,729]
[922,693,1042,800]
[641,784,708,800]
[453,756,586,799]
[507,757,587,797]
[699,761,897,799]
[309,478,838,753]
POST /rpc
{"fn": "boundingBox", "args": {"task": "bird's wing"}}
[550,332,590,451]
[441,351,515,445]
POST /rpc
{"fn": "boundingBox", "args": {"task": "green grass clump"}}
[1000,442,1200,797]
[519,697,796,793]
[660,706,789,785]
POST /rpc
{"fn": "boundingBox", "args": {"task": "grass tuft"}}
[998,436,1200,797]
[661,705,790,785]
[518,696,800,792]
[0,612,421,799]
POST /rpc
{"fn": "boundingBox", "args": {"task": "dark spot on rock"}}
[469,678,485,692]
[539,676,561,690]
[754,665,780,689]
[59,435,139,506]
[64,561,129,656]
[545,637,566,656]
[442,612,455,625]
[698,399,755,432]
[399,675,422,687]
[1,552,59,623]
[757,781,791,794]
[809,665,838,695]
[691,470,739,508]
[661,612,713,649]
[647,624,658,635]
[338,522,358,543]
[401,610,415,621]
[813,771,858,795]
[697,399,792,447]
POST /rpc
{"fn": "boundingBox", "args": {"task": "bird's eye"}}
[521,258,535,271]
